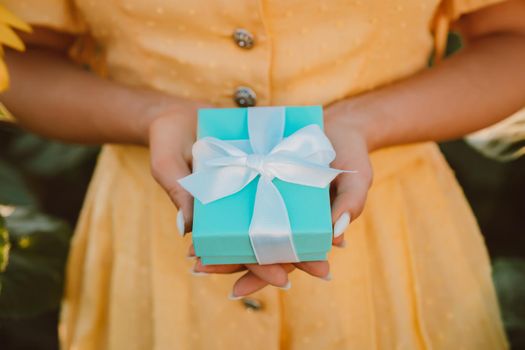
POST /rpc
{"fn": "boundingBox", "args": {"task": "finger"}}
[328,126,373,246]
[187,244,195,258]
[229,264,295,298]
[332,211,348,247]
[230,271,269,299]
[231,263,296,298]
[192,258,245,275]
[149,120,194,235]
[331,162,372,246]
[280,263,296,274]
[294,260,331,280]
[331,172,368,227]
[245,264,290,288]
[329,185,345,247]
[152,155,193,235]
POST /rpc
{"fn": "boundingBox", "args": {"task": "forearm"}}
[342,33,525,151]
[1,47,175,145]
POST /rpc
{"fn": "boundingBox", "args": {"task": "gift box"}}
[180,106,341,265]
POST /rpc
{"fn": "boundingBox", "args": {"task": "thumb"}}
[148,113,197,236]
[331,169,372,246]
[151,154,194,236]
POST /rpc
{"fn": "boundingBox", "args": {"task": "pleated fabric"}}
[60,142,508,350]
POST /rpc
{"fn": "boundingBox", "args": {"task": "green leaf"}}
[0,213,10,273]
[0,159,36,206]
[493,258,525,333]
[0,207,71,318]
[6,134,99,177]
[445,32,463,57]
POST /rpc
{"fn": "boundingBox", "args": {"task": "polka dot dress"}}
[4,0,509,348]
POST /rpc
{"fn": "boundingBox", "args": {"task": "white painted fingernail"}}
[189,267,208,276]
[279,281,291,290]
[333,212,351,238]
[228,292,243,301]
[321,272,332,281]
[177,211,185,236]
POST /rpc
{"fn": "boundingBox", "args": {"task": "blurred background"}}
[0,33,524,350]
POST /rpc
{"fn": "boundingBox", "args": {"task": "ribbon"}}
[179,106,351,264]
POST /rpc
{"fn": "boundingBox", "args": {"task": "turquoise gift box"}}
[192,106,333,265]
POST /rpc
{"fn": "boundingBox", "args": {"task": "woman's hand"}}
[189,244,331,298]
[324,100,374,247]
[147,99,205,233]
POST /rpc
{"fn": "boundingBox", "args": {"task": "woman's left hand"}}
[324,99,374,246]
[191,100,374,298]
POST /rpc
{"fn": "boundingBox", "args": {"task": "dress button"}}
[242,298,263,311]
[233,28,254,49]
[234,86,256,107]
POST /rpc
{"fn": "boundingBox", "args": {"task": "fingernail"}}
[186,255,195,261]
[228,292,243,301]
[189,267,208,276]
[334,212,351,238]
[320,272,332,281]
[279,281,291,290]
[177,211,185,237]
[335,240,347,248]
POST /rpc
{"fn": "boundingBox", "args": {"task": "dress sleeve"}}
[432,0,507,61]
[0,0,85,33]
[445,0,507,20]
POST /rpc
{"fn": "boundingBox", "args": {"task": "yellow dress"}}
[3,0,509,349]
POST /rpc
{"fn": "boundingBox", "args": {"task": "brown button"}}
[234,86,256,107]
[233,28,254,49]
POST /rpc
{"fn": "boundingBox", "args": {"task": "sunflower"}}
[0,5,30,121]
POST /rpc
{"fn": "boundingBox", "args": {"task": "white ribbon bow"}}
[179,107,350,264]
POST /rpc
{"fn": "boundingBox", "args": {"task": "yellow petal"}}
[0,58,8,92]
[0,24,24,51]
[0,5,31,32]
[0,103,16,122]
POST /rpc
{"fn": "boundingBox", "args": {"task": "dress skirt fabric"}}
[60,142,507,350]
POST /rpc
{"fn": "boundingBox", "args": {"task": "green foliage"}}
[428,31,463,66]
[5,133,99,177]
[445,31,463,57]
[0,126,98,322]
[494,258,525,328]
[0,208,71,318]
[0,158,35,206]
[0,214,9,274]
[493,258,525,348]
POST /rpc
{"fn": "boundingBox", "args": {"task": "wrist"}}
[132,93,173,146]
[326,97,386,152]
[133,92,194,146]
[347,99,386,152]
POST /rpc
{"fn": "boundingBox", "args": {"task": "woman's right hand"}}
[147,98,204,233]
